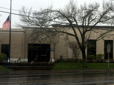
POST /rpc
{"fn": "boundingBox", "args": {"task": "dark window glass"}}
[28,44,50,62]
[1,44,9,57]
[87,40,96,56]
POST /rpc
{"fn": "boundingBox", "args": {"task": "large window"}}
[87,40,96,56]
[1,44,9,57]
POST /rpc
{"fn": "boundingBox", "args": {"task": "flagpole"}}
[8,0,12,72]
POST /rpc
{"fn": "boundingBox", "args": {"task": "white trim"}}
[10,58,28,63]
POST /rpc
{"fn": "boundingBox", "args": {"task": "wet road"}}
[0,70,114,85]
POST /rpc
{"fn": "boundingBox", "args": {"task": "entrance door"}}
[104,40,113,59]
[28,44,50,62]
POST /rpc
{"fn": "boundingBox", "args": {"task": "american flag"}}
[2,16,10,30]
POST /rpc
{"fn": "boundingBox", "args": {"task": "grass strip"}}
[52,62,114,70]
[0,65,9,72]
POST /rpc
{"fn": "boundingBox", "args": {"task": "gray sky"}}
[0,0,111,28]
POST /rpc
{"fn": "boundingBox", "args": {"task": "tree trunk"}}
[83,57,87,68]
[82,49,87,68]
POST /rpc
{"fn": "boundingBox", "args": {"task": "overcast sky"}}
[0,0,111,28]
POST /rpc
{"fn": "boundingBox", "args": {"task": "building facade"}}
[0,25,114,63]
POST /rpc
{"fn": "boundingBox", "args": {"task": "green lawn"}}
[52,62,114,70]
[0,66,9,72]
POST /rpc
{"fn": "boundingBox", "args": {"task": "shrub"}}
[96,54,104,62]
[0,53,7,63]
[68,41,80,60]
[109,58,114,63]
[77,59,83,63]
[87,54,96,60]
[60,55,63,62]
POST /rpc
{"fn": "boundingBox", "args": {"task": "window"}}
[87,40,96,56]
[1,44,9,57]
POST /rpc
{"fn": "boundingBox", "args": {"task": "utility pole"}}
[8,0,12,72]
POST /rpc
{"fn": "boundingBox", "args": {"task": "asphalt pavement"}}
[0,70,114,85]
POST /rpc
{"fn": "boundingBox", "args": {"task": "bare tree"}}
[68,41,80,60]
[19,1,114,68]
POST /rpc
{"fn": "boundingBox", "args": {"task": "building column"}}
[50,44,55,63]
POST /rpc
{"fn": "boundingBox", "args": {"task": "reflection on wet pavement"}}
[0,71,114,85]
